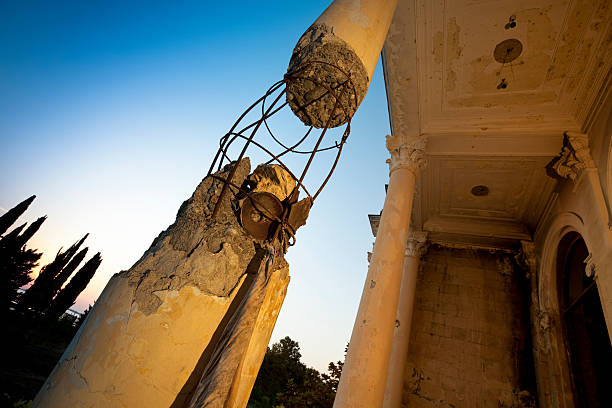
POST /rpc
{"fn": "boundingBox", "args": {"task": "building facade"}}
[361,0,612,406]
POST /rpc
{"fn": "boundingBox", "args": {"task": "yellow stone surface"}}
[33,273,247,408]
[226,267,290,407]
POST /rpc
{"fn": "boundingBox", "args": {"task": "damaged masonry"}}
[32,0,397,406]
[34,160,311,408]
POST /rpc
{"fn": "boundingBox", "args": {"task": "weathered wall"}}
[401,246,535,407]
[530,92,612,407]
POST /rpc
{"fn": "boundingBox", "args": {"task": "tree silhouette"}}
[45,252,102,320]
[1,196,103,406]
[19,234,88,314]
[15,216,46,248]
[0,195,35,236]
[0,197,45,311]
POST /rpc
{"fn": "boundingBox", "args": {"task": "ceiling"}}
[381,0,612,247]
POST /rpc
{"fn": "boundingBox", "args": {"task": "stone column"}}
[383,232,428,408]
[334,135,426,408]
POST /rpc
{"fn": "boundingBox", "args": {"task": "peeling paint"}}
[545,0,593,87]
[565,0,609,94]
[433,31,444,64]
[445,17,462,93]
[346,0,370,28]
[449,90,558,108]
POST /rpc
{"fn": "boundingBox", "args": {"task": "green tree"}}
[249,337,345,408]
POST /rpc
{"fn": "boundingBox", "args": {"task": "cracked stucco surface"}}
[33,160,295,408]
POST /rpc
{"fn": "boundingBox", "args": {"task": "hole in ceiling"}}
[493,38,523,63]
[505,15,517,29]
[471,185,490,196]
[497,78,508,89]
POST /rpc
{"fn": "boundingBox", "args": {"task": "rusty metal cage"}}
[206,61,357,248]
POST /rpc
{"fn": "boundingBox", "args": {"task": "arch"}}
[536,212,585,407]
[538,211,612,406]
[540,212,586,311]
[557,232,612,406]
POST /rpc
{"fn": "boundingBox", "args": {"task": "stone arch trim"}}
[535,211,588,408]
[539,212,586,310]
[607,136,612,223]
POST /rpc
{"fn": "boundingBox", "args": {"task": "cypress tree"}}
[0,224,26,247]
[46,252,101,320]
[15,216,47,249]
[0,201,45,311]
[47,247,88,299]
[1,247,41,310]
[0,195,35,236]
[18,234,89,314]
[1,222,42,310]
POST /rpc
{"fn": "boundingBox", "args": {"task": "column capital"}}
[386,134,427,175]
[584,253,598,278]
[515,240,538,279]
[547,131,595,181]
[518,240,537,268]
[405,231,428,258]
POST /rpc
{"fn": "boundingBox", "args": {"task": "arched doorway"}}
[557,232,612,407]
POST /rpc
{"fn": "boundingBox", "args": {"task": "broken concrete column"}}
[286,0,398,128]
[33,160,303,408]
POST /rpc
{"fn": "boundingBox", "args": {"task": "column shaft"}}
[334,167,417,407]
[383,232,426,408]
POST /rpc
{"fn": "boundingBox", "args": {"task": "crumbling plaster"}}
[383,0,611,139]
[33,160,297,407]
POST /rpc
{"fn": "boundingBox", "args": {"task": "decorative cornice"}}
[546,131,595,181]
[386,134,427,175]
[405,231,428,258]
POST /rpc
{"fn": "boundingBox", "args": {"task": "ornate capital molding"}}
[386,134,427,175]
[584,253,598,278]
[367,242,374,264]
[516,239,537,268]
[546,131,596,181]
[496,256,515,278]
[405,231,428,258]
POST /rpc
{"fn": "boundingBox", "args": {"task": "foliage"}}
[0,196,44,311]
[0,195,35,236]
[248,337,345,408]
[18,234,90,314]
[46,253,102,320]
[0,196,102,318]
[0,196,102,405]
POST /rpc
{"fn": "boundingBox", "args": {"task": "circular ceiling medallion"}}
[493,39,523,63]
[471,185,490,197]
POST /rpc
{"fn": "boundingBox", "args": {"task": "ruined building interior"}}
[369,0,612,406]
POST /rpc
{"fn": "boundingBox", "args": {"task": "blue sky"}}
[0,1,390,372]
